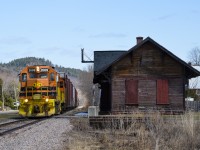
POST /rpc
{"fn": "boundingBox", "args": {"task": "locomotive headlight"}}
[36,66,40,72]
[45,98,49,102]
[24,99,28,103]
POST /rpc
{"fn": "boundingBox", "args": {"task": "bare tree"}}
[0,72,10,110]
[186,48,200,100]
[10,78,20,109]
[78,65,94,107]
[188,47,200,65]
[0,72,18,110]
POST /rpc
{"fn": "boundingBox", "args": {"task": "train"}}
[18,65,78,117]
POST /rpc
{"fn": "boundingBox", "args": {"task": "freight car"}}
[18,65,78,117]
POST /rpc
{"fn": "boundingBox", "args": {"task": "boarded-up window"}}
[125,80,138,104]
[157,79,169,104]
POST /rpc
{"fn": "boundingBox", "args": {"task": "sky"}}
[0,0,199,70]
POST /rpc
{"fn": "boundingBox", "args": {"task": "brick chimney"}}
[136,36,143,44]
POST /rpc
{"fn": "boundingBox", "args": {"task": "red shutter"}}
[157,80,169,104]
[125,80,138,104]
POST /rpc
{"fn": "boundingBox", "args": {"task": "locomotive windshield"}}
[29,73,48,78]
[22,73,27,81]
[50,73,55,81]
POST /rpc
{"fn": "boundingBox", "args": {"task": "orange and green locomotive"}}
[18,65,78,117]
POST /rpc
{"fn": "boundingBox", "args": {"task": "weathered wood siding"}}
[111,42,185,112]
[112,78,126,111]
[112,43,183,77]
[138,80,157,106]
[168,78,184,110]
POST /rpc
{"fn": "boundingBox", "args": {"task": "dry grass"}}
[64,111,200,150]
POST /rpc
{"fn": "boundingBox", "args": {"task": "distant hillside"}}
[0,57,81,77]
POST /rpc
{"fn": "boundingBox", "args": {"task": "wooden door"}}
[157,79,169,104]
[125,80,138,104]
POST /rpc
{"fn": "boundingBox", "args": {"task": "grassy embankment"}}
[65,111,200,150]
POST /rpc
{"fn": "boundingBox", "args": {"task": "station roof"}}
[95,37,200,79]
[94,50,126,72]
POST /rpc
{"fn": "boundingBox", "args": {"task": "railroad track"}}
[0,118,46,136]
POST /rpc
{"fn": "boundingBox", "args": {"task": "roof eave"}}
[96,37,200,78]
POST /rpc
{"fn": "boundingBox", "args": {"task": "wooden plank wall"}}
[112,43,183,78]
[168,78,184,110]
[111,78,184,112]
[138,80,156,106]
[110,42,185,112]
[112,78,125,111]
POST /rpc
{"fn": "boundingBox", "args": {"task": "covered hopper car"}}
[18,65,78,117]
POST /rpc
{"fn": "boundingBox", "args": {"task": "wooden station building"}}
[93,37,200,114]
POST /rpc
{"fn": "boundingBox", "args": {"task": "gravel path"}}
[0,118,72,150]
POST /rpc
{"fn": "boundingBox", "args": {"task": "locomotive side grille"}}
[41,87,48,90]
[20,87,57,98]
[24,86,56,91]
[21,87,26,91]
[48,86,56,90]
[42,92,47,96]
[27,87,37,90]
[19,93,26,96]
[20,92,56,98]
[48,92,56,96]
[27,93,32,96]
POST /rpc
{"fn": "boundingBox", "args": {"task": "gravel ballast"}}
[0,118,72,150]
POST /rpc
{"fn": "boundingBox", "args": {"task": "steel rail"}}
[0,119,27,127]
[0,119,46,136]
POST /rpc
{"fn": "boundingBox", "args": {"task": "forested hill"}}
[0,57,81,77]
